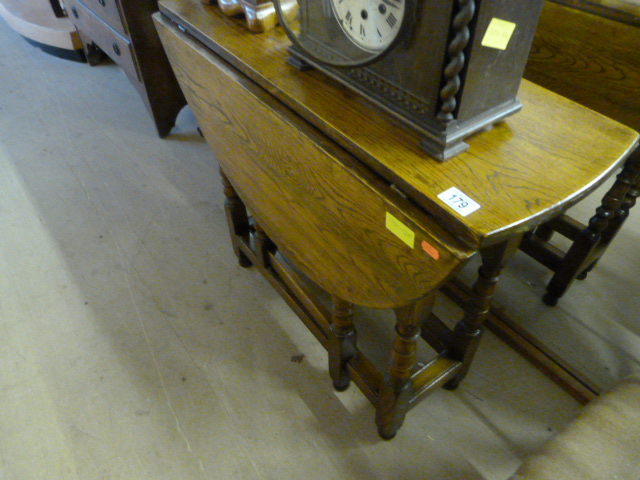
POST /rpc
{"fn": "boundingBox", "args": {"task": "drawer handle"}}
[112,43,121,56]
[98,0,105,5]
[71,6,78,18]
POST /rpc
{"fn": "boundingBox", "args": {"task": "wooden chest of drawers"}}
[66,0,186,137]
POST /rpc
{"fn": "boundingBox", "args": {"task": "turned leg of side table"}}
[576,151,640,280]
[445,236,522,390]
[376,293,437,440]
[543,150,640,306]
[328,297,357,392]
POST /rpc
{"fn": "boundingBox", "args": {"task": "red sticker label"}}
[421,240,440,260]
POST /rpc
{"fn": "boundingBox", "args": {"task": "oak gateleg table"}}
[153,0,638,438]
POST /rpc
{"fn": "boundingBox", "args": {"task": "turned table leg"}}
[445,236,522,390]
[376,293,436,440]
[577,150,640,280]
[543,151,639,306]
[220,168,252,268]
[328,297,357,392]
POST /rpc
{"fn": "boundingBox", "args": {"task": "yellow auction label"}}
[481,18,516,50]
[385,212,415,249]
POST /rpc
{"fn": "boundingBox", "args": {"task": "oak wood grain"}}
[525,0,640,133]
[550,0,640,26]
[157,0,638,248]
[155,14,473,308]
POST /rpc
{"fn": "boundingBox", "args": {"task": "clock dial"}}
[274,0,413,66]
[331,0,405,52]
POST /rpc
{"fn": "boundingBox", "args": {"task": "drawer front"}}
[69,0,140,82]
[79,0,127,36]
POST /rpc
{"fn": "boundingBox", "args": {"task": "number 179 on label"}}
[438,187,481,217]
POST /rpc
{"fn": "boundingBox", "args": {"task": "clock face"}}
[331,0,405,52]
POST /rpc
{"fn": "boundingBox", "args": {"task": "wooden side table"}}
[520,151,640,305]
[153,0,639,437]
[520,0,640,305]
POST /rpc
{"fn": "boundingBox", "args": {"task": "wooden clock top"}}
[158,0,639,248]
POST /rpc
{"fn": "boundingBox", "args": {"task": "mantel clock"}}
[274,0,544,160]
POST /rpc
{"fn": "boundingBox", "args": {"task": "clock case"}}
[285,0,545,160]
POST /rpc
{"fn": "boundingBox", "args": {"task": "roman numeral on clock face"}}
[386,12,397,28]
[330,0,404,52]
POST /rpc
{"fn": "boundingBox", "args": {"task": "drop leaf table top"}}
[157,0,638,250]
